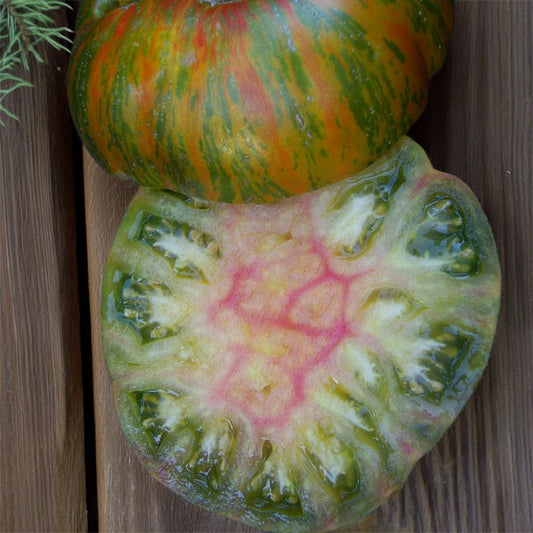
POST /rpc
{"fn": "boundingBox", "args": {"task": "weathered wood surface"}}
[0,17,87,533]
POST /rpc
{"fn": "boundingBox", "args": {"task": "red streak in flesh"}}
[208,219,374,432]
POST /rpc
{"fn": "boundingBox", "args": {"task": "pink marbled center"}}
[206,201,372,432]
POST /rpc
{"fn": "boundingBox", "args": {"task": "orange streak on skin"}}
[387,20,428,80]
[86,6,136,173]
[233,48,275,118]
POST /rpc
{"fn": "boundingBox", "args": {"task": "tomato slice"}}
[102,137,500,531]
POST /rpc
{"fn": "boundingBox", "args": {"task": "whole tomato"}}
[68,0,453,202]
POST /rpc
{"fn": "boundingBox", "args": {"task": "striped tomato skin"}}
[68,0,453,203]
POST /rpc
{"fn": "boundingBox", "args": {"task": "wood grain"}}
[82,1,533,532]
[0,24,87,533]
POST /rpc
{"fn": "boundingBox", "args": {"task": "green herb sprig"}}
[0,0,72,125]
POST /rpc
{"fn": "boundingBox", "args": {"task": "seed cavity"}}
[246,441,303,515]
[300,426,360,502]
[328,162,406,257]
[321,379,391,462]
[339,342,383,393]
[407,194,480,278]
[110,274,185,344]
[395,324,480,404]
[129,389,186,451]
[363,287,424,321]
[133,211,220,281]
[183,418,237,492]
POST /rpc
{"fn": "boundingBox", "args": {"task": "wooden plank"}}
[0,21,87,533]
[84,2,532,531]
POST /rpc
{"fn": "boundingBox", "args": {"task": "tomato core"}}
[205,198,376,432]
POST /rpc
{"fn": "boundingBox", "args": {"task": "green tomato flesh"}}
[102,137,501,532]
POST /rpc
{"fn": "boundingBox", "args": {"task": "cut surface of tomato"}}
[102,137,500,531]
